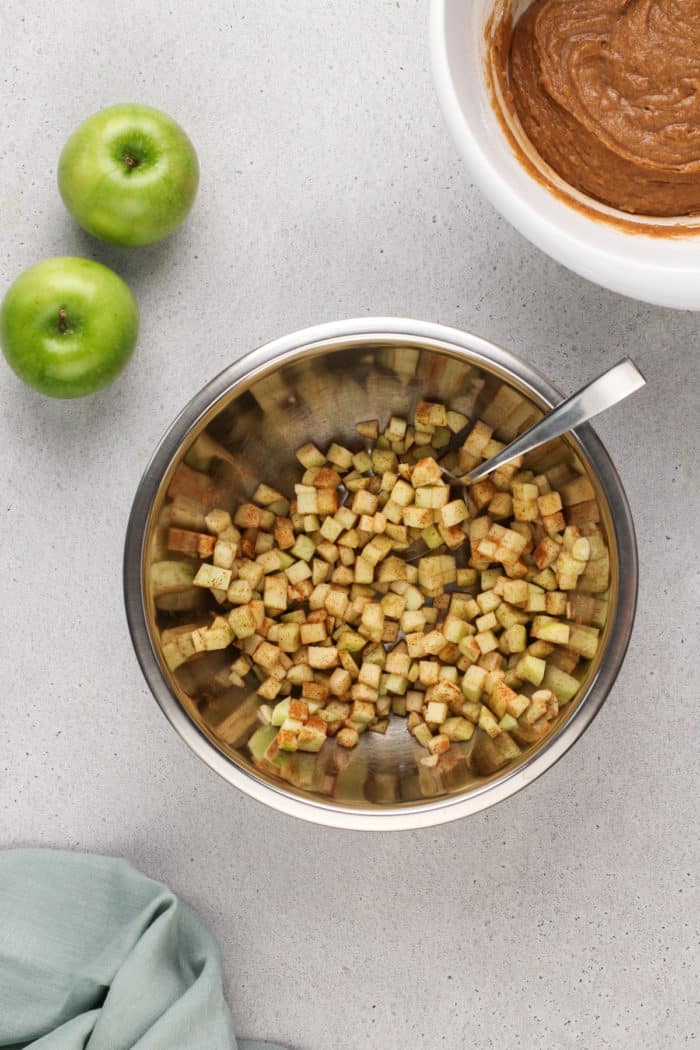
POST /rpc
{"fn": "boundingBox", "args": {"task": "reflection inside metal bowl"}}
[140,337,619,812]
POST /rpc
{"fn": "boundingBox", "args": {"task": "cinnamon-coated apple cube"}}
[411,457,443,487]
[531,616,570,646]
[295,442,326,469]
[307,645,339,670]
[427,732,450,755]
[415,401,448,428]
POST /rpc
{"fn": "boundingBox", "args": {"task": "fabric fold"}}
[0,850,287,1050]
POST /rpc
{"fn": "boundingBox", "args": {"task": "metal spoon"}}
[405,357,645,560]
[449,357,645,484]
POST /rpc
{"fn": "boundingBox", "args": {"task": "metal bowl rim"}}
[123,317,638,831]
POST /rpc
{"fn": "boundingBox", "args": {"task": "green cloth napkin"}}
[0,850,288,1050]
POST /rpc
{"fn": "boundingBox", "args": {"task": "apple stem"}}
[123,154,138,168]
[58,308,68,333]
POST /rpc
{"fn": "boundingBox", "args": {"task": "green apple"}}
[0,257,139,398]
[58,103,199,247]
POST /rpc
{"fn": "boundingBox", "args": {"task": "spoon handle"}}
[463,358,646,485]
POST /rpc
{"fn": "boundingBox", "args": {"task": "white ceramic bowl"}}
[430,0,700,311]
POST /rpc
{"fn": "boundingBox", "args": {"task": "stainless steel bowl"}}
[124,318,637,830]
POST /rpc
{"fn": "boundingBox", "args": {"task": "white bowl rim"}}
[430,0,700,310]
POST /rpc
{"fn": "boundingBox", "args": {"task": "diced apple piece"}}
[204,508,233,535]
[415,401,448,427]
[478,706,501,738]
[531,616,570,646]
[151,560,196,597]
[501,579,528,606]
[295,442,326,468]
[248,724,278,760]
[192,563,232,591]
[472,730,521,775]
[228,605,257,639]
[516,653,546,686]
[427,732,450,756]
[502,624,527,653]
[337,726,360,749]
[425,700,448,725]
[307,645,339,669]
[412,722,433,749]
[533,535,562,570]
[542,665,580,703]
[561,476,595,506]
[461,665,487,703]
[442,716,475,742]
[167,527,217,559]
[566,623,600,660]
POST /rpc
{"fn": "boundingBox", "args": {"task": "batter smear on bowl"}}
[508,0,700,217]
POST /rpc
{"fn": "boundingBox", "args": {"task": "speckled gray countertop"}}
[1,2,698,1048]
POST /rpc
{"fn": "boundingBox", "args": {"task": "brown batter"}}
[507,0,700,217]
